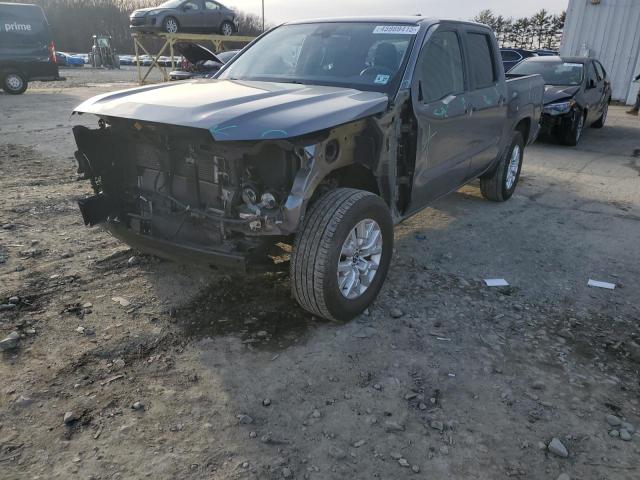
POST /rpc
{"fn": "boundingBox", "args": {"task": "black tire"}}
[560,109,585,146]
[291,188,393,321]
[2,70,28,94]
[92,52,102,68]
[220,21,234,36]
[592,100,609,128]
[163,16,179,34]
[480,131,525,202]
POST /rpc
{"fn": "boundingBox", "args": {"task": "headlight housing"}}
[543,99,576,116]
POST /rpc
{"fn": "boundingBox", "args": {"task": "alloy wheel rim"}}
[6,74,23,91]
[222,23,233,35]
[505,144,521,190]
[337,219,383,300]
[166,19,178,33]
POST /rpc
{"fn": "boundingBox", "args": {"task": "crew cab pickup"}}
[71,17,544,321]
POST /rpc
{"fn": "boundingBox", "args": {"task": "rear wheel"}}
[2,71,28,94]
[560,109,585,146]
[163,16,179,33]
[220,21,234,36]
[592,100,609,128]
[291,188,393,321]
[91,52,102,68]
[480,131,525,202]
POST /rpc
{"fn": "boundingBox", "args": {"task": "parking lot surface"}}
[1,72,639,479]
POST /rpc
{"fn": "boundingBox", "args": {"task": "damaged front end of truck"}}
[71,84,397,271]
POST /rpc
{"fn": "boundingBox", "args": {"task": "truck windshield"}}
[218,22,419,93]
[509,61,584,86]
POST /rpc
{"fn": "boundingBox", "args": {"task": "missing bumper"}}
[78,194,115,226]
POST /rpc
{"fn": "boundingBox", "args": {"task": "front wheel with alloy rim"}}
[480,130,525,202]
[291,188,393,321]
[2,71,28,94]
[220,21,234,36]
[560,109,585,146]
[162,16,179,33]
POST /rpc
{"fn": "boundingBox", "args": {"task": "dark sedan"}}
[169,43,225,80]
[508,56,611,146]
[130,0,238,35]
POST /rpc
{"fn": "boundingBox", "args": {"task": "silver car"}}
[130,0,238,35]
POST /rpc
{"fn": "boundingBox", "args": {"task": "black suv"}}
[0,2,59,94]
[500,48,536,72]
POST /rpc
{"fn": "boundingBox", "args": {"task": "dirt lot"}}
[1,71,640,480]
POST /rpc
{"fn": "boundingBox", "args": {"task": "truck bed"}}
[505,74,545,144]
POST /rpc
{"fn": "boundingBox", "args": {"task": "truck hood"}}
[73,80,389,141]
[543,85,580,105]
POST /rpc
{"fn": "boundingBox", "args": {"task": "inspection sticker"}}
[374,74,390,84]
[373,25,420,35]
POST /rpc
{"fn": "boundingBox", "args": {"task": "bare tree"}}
[531,9,550,49]
[472,7,565,51]
[473,9,495,29]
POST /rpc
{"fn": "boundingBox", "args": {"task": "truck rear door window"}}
[416,30,464,103]
[466,32,497,89]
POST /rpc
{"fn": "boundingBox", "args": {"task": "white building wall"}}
[560,0,640,104]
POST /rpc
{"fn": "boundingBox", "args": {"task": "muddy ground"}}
[1,74,640,480]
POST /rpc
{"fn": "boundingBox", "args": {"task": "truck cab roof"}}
[284,16,488,29]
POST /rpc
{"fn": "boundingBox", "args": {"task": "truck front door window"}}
[409,28,470,210]
[416,30,464,103]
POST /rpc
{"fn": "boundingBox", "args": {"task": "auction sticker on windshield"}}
[374,74,390,84]
[373,25,420,35]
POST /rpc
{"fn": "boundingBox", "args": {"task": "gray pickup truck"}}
[71,17,543,321]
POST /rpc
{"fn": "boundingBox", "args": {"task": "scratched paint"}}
[211,125,238,137]
[421,123,438,161]
[261,129,289,138]
[433,105,448,118]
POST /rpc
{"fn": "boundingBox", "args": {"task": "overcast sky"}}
[227,0,569,24]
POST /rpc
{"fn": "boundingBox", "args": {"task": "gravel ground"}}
[1,72,640,479]
[34,64,166,88]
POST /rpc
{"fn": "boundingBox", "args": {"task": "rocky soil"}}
[1,76,639,480]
